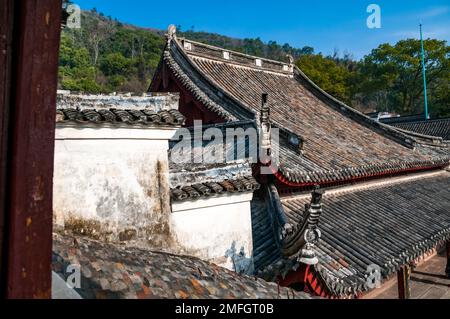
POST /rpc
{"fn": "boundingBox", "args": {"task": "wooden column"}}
[0,0,14,289]
[445,241,450,279]
[0,0,61,299]
[397,265,411,299]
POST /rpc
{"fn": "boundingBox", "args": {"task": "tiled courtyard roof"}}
[151,34,450,185]
[388,118,450,141]
[52,233,312,299]
[256,171,450,297]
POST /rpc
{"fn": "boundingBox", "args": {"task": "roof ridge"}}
[162,43,253,121]
[56,108,185,126]
[177,37,294,75]
[177,37,293,67]
[395,117,450,124]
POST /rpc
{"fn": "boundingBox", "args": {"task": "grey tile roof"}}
[257,171,450,297]
[168,121,262,201]
[381,114,428,124]
[251,198,282,270]
[168,120,259,171]
[57,92,180,111]
[52,232,313,299]
[151,36,450,185]
[56,93,185,127]
[389,118,450,141]
[171,176,260,202]
[56,108,185,126]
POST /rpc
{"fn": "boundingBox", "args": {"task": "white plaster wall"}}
[171,193,254,273]
[53,125,177,247]
[54,123,256,268]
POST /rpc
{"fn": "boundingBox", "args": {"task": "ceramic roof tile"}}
[56,93,185,127]
[56,108,185,126]
[171,176,260,202]
[52,232,313,299]
[258,171,450,297]
[153,37,450,184]
[388,118,450,140]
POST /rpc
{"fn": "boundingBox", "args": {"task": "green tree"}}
[431,74,450,117]
[355,39,449,115]
[296,54,353,103]
[59,34,101,92]
[100,52,134,77]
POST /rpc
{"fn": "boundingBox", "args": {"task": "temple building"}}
[148,26,450,299]
[53,92,286,298]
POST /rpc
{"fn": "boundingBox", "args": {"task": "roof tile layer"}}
[156,38,450,184]
[189,54,444,169]
[171,176,260,202]
[56,108,185,126]
[389,118,450,140]
[52,233,311,299]
[258,171,450,297]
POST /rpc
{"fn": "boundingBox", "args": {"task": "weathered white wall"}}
[171,193,254,273]
[53,124,178,248]
[54,121,256,270]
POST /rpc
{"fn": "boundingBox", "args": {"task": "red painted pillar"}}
[0,0,61,299]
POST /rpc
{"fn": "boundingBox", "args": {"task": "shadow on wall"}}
[225,241,253,275]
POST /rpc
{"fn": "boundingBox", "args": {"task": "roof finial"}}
[311,185,323,204]
[281,186,324,264]
[260,93,271,162]
[286,54,294,65]
[167,24,177,41]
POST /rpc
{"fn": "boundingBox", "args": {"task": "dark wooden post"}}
[397,265,411,299]
[445,241,450,279]
[0,0,14,286]
[0,0,61,299]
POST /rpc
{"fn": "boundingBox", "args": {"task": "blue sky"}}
[74,0,450,59]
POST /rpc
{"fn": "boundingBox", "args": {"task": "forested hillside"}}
[59,7,449,118]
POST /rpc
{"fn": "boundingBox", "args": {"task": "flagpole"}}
[420,24,429,120]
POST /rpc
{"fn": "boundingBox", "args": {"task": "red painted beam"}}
[0,0,62,299]
[277,264,334,299]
